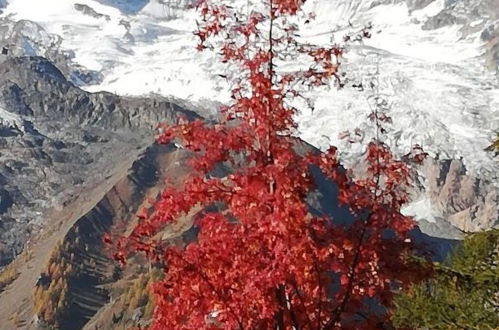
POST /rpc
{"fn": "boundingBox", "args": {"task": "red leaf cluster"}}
[112,1,431,329]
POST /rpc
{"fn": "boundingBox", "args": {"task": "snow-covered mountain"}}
[0,0,497,230]
[1,0,497,170]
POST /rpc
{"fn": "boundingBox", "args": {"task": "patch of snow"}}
[411,0,445,19]
[1,0,498,189]
[0,106,22,129]
[402,197,438,223]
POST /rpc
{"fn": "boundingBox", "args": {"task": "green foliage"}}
[393,230,499,329]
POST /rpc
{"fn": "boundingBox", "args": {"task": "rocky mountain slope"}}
[401,157,498,238]
[0,54,195,266]
[0,141,193,329]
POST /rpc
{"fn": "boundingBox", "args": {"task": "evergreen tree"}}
[394,230,499,329]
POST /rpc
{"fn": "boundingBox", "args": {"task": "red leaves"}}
[102,232,113,245]
[235,12,265,37]
[403,144,429,164]
[195,2,228,50]
[301,45,344,87]
[273,0,305,15]
[113,251,127,266]
[340,274,350,286]
[109,0,431,329]
[368,111,392,124]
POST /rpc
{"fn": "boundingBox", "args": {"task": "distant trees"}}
[0,262,18,293]
[33,242,77,328]
[123,268,163,321]
[394,229,499,329]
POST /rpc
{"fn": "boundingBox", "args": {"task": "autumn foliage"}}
[34,242,75,328]
[113,0,429,328]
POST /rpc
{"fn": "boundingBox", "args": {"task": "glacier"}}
[0,0,498,227]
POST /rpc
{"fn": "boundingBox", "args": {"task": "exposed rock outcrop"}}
[74,4,111,21]
[0,56,196,265]
[421,157,498,232]
[0,18,103,85]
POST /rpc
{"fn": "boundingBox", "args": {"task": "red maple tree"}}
[112,0,430,328]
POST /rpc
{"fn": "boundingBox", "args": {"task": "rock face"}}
[422,11,464,30]
[419,0,499,75]
[421,157,498,232]
[0,56,196,265]
[0,57,192,129]
[0,188,13,214]
[0,17,104,85]
[74,4,111,21]
[483,24,499,73]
